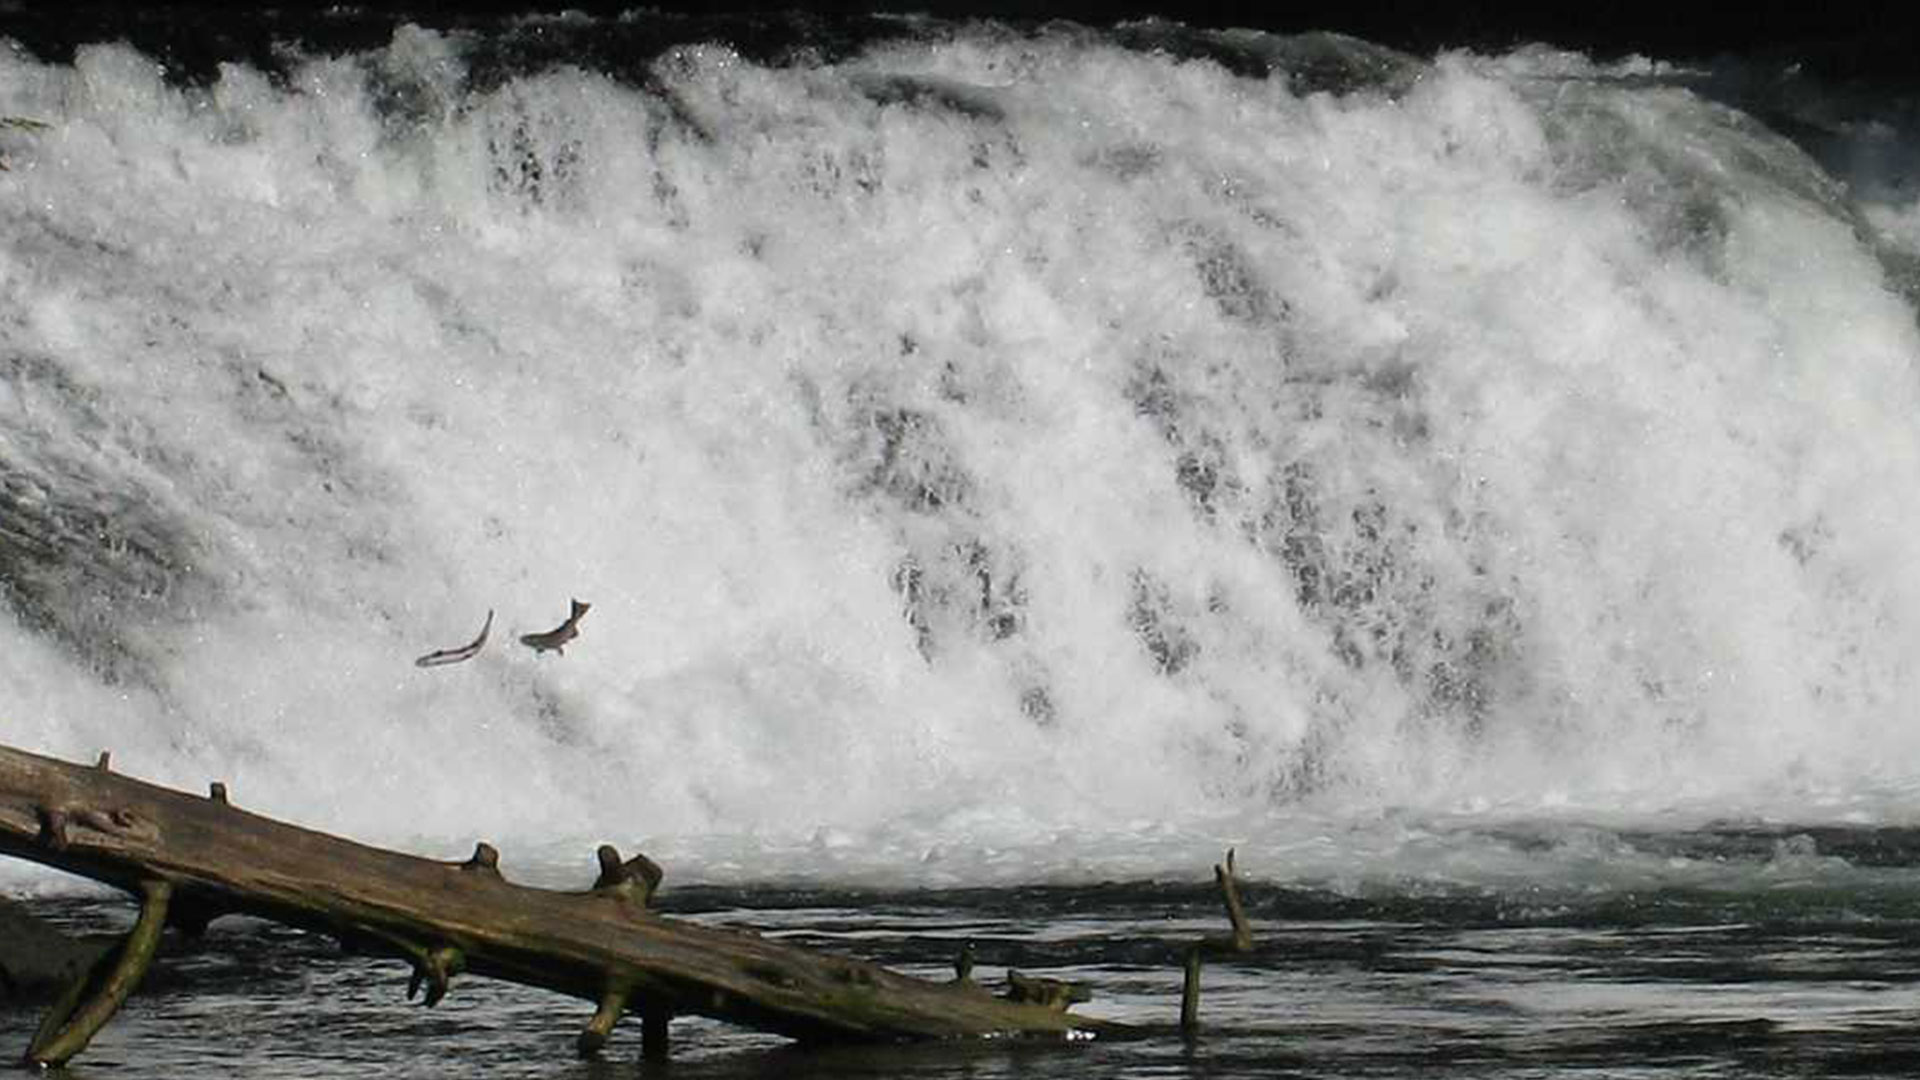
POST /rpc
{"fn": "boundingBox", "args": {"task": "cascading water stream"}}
[3,21,1918,889]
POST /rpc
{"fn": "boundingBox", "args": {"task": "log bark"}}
[0,743,1124,1064]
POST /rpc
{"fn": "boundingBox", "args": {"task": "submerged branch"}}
[25,879,172,1067]
[1181,847,1257,1037]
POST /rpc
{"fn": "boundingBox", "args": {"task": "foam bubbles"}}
[2,29,1918,885]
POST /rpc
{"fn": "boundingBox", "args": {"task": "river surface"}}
[11,820,1920,1077]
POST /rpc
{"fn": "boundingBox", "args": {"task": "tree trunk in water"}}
[0,743,1127,1066]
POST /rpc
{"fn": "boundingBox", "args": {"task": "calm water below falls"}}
[11,821,1920,1078]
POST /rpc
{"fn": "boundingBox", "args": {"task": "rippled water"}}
[11,822,1920,1078]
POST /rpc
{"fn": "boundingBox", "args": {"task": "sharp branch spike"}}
[1213,847,1254,953]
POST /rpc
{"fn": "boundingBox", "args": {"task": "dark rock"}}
[0,895,109,1004]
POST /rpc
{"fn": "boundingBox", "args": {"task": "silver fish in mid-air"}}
[521,599,590,655]
[414,610,493,668]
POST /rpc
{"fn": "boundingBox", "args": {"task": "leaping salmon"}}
[521,599,590,655]
[414,610,493,668]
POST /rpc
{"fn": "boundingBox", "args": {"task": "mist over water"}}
[4,19,1920,889]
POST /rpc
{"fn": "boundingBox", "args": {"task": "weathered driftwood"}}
[1180,848,1256,1037]
[0,743,1138,1066]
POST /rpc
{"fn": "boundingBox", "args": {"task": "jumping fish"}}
[521,599,590,655]
[414,610,493,668]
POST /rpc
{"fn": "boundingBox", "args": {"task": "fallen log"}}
[0,743,1139,1066]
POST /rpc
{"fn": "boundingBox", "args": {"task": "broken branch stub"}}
[1181,847,1257,1037]
[1214,848,1254,954]
[463,842,502,876]
[592,843,663,908]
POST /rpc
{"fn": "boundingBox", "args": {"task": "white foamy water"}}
[3,24,1919,887]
